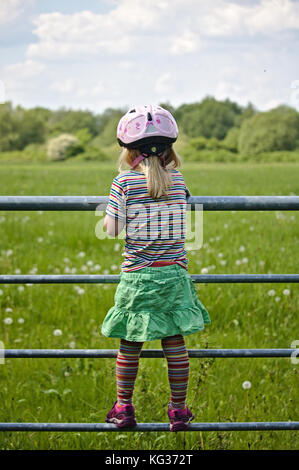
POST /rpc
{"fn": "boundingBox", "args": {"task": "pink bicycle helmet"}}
[117,104,178,169]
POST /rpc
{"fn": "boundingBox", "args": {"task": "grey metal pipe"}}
[0,195,298,211]
[3,349,296,358]
[0,422,298,432]
[0,274,298,284]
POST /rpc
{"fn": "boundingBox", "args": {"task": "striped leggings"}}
[116,335,189,409]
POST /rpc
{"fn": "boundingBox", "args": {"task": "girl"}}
[102,104,211,432]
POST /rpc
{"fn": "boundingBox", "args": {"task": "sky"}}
[1,0,299,114]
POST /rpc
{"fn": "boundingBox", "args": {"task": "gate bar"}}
[3,349,296,358]
[0,422,298,432]
[0,195,299,211]
[0,274,298,284]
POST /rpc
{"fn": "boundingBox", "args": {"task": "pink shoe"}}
[106,401,137,428]
[167,404,194,432]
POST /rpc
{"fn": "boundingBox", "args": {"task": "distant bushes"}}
[47,134,83,161]
[238,105,299,155]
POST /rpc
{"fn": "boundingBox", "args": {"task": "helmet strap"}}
[130,151,166,170]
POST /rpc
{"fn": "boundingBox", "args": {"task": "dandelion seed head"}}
[53,329,62,336]
[4,317,13,325]
[242,381,252,390]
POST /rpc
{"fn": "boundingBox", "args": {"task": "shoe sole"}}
[170,422,191,432]
[106,417,137,428]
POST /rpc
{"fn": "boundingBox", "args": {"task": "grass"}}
[0,161,298,450]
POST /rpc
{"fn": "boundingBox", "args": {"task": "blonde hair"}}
[117,146,182,199]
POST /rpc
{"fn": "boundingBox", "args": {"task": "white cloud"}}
[1,0,299,112]
[24,1,299,62]
[0,0,35,25]
[170,31,199,55]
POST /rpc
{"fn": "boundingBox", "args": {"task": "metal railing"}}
[0,195,298,433]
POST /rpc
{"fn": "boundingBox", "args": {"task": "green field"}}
[0,161,298,450]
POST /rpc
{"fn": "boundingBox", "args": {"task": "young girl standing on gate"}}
[102,104,211,431]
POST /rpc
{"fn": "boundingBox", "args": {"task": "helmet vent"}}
[129,109,136,113]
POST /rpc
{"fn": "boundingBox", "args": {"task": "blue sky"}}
[1,0,299,114]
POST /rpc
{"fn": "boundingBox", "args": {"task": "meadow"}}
[0,161,298,450]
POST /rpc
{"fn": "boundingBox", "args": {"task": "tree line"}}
[0,97,299,162]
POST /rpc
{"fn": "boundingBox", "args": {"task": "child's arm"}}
[103,214,125,237]
[104,176,126,237]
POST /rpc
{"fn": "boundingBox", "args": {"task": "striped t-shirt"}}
[105,168,189,272]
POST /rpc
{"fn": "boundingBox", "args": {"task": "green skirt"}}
[101,264,211,342]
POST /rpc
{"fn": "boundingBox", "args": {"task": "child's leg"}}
[116,338,143,406]
[161,334,190,409]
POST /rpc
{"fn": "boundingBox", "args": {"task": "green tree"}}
[175,96,243,139]
[48,108,99,137]
[239,105,299,155]
[0,101,18,151]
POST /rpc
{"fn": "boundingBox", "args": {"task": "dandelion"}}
[224,224,228,229]
[242,257,248,264]
[26,283,33,286]
[201,267,209,274]
[37,237,43,243]
[110,264,118,271]
[87,260,93,266]
[53,329,62,336]
[17,286,24,292]
[78,252,85,258]
[232,319,239,326]
[235,259,241,265]
[81,265,88,272]
[64,266,71,273]
[220,260,227,266]
[242,381,252,390]
[18,318,24,324]
[259,261,265,267]
[249,226,254,231]
[0,289,3,296]
[48,230,54,236]
[6,249,13,256]
[268,289,275,296]
[71,267,77,274]
[275,297,281,302]
[38,211,43,215]
[239,245,245,252]
[218,253,223,258]
[69,341,76,348]
[94,264,101,270]
[64,371,70,377]
[114,243,121,251]
[103,269,109,275]
[63,257,70,264]
[5,307,13,313]
[15,268,21,274]
[209,237,214,242]
[4,317,13,325]
[283,289,290,296]
[77,288,85,295]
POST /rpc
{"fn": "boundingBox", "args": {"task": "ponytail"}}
[118,146,182,200]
